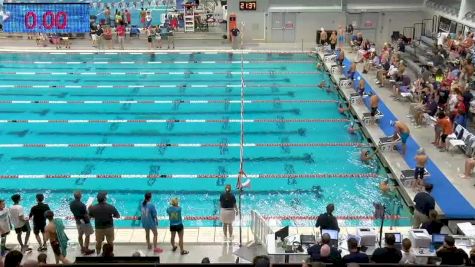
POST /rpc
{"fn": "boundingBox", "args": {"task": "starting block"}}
[378,136,401,152]
[350,93,369,105]
[323,54,337,63]
[339,78,352,88]
[315,46,324,53]
[331,65,341,75]
[362,110,383,124]
[399,169,430,187]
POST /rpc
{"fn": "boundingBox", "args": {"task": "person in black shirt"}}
[371,233,402,263]
[69,191,95,255]
[436,235,469,265]
[96,25,104,50]
[307,233,341,263]
[88,192,120,255]
[421,209,444,235]
[29,194,50,252]
[315,204,339,232]
[413,183,435,228]
[342,238,369,264]
[219,185,237,241]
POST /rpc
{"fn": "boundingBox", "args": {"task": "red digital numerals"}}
[24,11,67,30]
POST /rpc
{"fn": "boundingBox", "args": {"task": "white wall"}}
[293,12,346,43]
[376,11,431,45]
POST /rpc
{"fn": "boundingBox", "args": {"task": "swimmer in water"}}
[338,102,349,114]
[318,80,327,89]
[379,179,390,194]
[348,121,358,134]
[360,149,372,164]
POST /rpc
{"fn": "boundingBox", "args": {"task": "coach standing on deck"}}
[88,192,120,255]
[315,204,340,232]
[413,183,435,228]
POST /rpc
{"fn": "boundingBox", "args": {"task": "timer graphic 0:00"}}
[24,11,67,30]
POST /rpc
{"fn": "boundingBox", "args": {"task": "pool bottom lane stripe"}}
[0,142,366,148]
[0,119,350,124]
[0,173,378,179]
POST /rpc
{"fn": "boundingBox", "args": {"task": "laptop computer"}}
[322,229,339,248]
[300,234,316,245]
[432,234,447,250]
[385,233,402,250]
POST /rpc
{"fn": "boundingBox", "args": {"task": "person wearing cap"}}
[414,148,428,190]
[391,120,410,155]
[166,198,188,255]
[88,192,120,255]
[412,183,435,228]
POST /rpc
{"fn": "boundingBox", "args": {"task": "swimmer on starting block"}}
[390,120,410,155]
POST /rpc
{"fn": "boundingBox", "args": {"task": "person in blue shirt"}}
[141,192,162,253]
[166,198,188,255]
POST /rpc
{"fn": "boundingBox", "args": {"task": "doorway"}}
[271,12,296,42]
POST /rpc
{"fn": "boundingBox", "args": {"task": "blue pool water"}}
[0,52,411,227]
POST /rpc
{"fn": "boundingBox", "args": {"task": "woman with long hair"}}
[219,184,237,242]
[141,192,162,253]
[167,198,188,255]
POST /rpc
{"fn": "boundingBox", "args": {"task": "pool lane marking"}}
[0,142,366,148]
[3,60,312,65]
[3,71,320,76]
[0,84,323,89]
[0,99,338,104]
[0,173,378,179]
[0,118,350,124]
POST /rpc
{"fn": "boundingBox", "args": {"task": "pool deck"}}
[7,226,413,264]
[318,47,475,219]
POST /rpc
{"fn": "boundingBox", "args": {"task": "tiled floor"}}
[7,226,412,264]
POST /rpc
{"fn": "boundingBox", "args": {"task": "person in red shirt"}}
[125,10,131,26]
[437,112,453,151]
[116,23,126,50]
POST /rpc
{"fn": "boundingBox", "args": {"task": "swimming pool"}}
[0,52,411,227]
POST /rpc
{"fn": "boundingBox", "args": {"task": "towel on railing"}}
[54,218,69,257]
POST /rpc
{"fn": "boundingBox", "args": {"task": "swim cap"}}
[417,148,425,154]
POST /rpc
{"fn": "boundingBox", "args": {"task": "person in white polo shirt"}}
[9,194,32,252]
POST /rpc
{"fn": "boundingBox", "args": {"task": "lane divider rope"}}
[0,84,322,89]
[0,173,379,179]
[0,71,322,76]
[0,60,314,65]
[0,118,351,124]
[0,142,367,148]
[0,99,338,105]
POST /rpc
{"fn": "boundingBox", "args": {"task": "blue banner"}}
[3,3,90,33]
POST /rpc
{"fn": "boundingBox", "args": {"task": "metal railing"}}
[250,210,274,247]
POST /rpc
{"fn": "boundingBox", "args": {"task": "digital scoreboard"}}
[3,3,90,33]
[239,1,256,11]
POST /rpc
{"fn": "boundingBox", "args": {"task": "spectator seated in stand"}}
[392,75,412,100]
